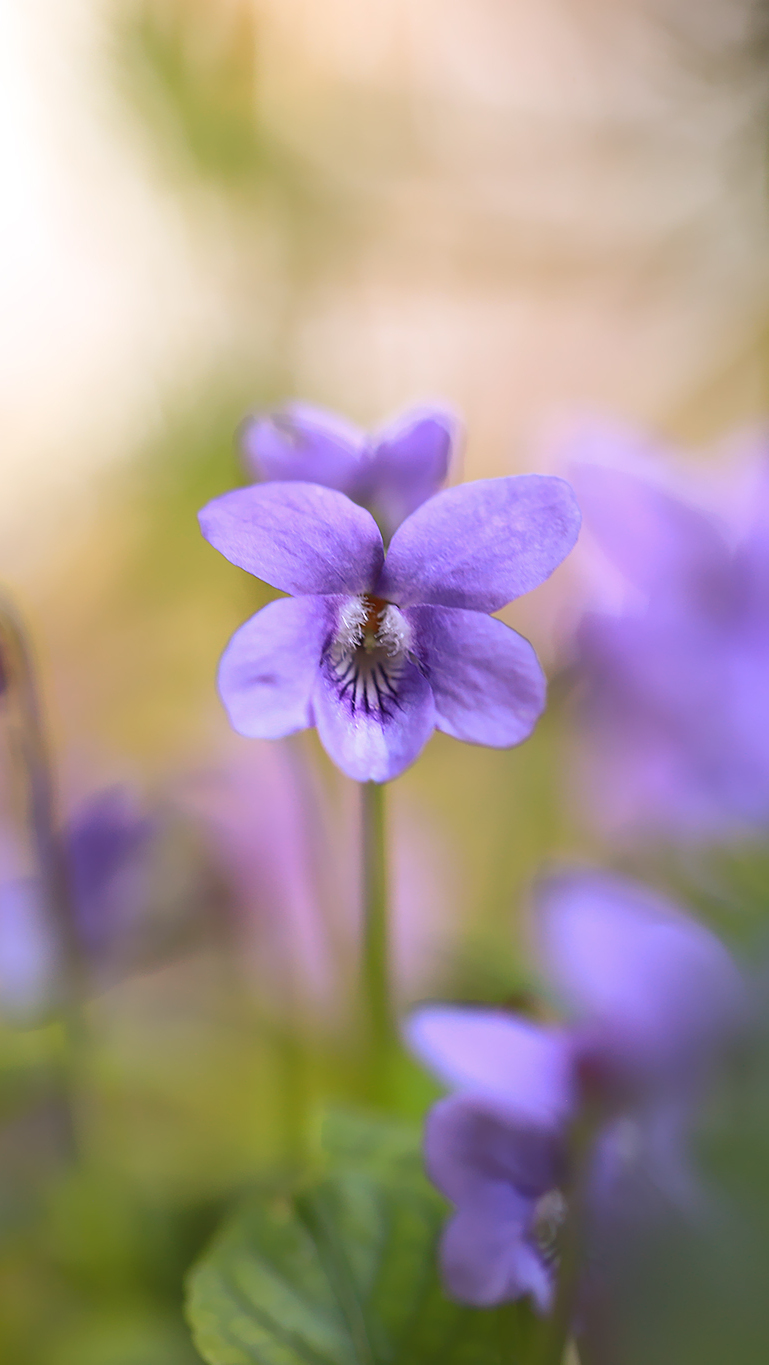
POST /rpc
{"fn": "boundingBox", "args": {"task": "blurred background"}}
[4,1,769,1361]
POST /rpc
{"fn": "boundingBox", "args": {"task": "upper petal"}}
[241,402,364,491]
[408,605,546,747]
[199,483,384,596]
[361,406,458,538]
[535,871,745,1082]
[378,475,581,611]
[312,651,436,783]
[218,595,331,738]
[406,1005,573,1127]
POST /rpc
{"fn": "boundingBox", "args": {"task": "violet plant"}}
[568,445,769,840]
[3,402,762,1365]
[407,871,745,1362]
[199,405,581,1093]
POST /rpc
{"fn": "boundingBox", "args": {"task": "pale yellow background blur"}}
[4,0,769,552]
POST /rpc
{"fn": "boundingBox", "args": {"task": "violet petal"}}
[218,595,332,738]
[441,1196,552,1310]
[407,1005,573,1126]
[241,402,363,490]
[572,462,729,601]
[408,605,546,747]
[536,871,745,1082]
[199,482,384,596]
[361,407,457,537]
[378,475,581,611]
[312,654,435,782]
[426,1094,560,1309]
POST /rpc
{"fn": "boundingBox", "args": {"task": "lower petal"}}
[218,595,330,739]
[425,1095,561,1310]
[408,605,546,746]
[312,654,435,782]
[441,1201,553,1311]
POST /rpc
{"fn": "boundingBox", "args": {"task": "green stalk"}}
[535,1113,596,1365]
[0,598,86,1155]
[360,780,391,1102]
[0,601,83,995]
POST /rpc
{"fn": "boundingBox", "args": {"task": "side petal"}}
[312,655,436,783]
[218,595,330,739]
[361,406,458,538]
[379,475,581,612]
[406,1005,573,1127]
[408,606,546,747]
[241,402,363,491]
[199,482,384,596]
[535,871,745,1082]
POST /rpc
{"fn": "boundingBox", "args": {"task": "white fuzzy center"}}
[328,595,413,718]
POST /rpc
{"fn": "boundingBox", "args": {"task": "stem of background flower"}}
[534,1114,597,1365]
[275,1021,313,1173]
[0,598,86,1152]
[360,780,391,1103]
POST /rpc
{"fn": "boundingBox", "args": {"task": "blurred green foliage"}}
[188,1110,537,1365]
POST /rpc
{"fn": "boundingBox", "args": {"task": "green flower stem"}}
[275,1020,313,1173]
[360,780,391,1101]
[0,600,83,995]
[535,1112,597,1365]
[0,598,86,1154]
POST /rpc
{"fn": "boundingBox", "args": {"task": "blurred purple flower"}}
[0,787,158,1018]
[241,402,458,541]
[184,740,464,1020]
[0,875,57,1022]
[570,450,769,837]
[407,872,743,1311]
[184,743,344,1017]
[199,475,580,781]
[66,788,155,959]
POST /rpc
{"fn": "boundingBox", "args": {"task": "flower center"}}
[327,594,413,718]
[532,1188,568,1269]
[360,595,389,650]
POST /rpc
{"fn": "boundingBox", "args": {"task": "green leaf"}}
[186,1111,532,1365]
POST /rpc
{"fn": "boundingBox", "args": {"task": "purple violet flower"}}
[0,787,159,1011]
[241,402,458,540]
[568,444,769,837]
[0,875,58,1021]
[198,474,581,782]
[65,788,155,961]
[406,872,743,1312]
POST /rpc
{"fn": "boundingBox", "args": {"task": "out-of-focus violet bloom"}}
[406,872,743,1312]
[241,402,458,541]
[66,788,155,960]
[0,875,58,1022]
[0,788,158,1017]
[184,743,344,1017]
[568,440,769,837]
[185,741,464,1020]
[199,474,580,781]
